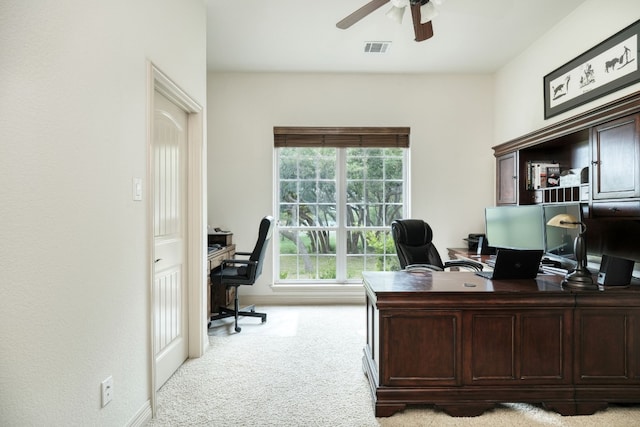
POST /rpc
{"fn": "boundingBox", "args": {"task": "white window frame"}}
[272,146,410,286]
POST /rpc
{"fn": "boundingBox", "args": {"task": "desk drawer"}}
[208,245,235,270]
[591,201,640,218]
[209,253,225,269]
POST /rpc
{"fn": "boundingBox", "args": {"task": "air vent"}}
[364,41,391,54]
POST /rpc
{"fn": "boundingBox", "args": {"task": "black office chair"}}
[210,215,275,333]
[391,219,483,272]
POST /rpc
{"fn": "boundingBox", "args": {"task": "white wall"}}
[495,0,640,142]
[0,1,206,425]
[207,73,495,301]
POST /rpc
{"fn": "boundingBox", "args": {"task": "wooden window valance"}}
[273,126,410,148]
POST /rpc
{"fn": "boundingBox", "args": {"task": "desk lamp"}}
[546,213,596,289]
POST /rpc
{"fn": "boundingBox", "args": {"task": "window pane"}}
[385,181,403,203]
[346,204,365,227]
[347,255,365,279]
[347,230,365,254]
[366,205,383,226]
[385,157,403,180]
[318,157,336,179]
[279,157,298,179]
[279,204,297,226]
[318,205,337,226]
[384,147,403,156]
[299,181,317,203]
[278,229,336,280]
[347,156,365,179]
[280,181,298,202]
[298,204,318,226]
[298,158,317,180]
[318,181,336,203]
[347,147,366,157]
[385,204,403,226]
[346,180,364,203]
[366,181,383,203]
[366,156,384,179]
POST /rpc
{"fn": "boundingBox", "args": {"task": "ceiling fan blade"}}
[336,0,390,29]
[410,2,434,42]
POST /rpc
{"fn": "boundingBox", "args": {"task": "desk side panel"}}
[381,310,462,386]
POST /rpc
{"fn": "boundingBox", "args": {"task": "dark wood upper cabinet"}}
[496,152,517,205]
[591,113,640,200]
[493,91,640,216]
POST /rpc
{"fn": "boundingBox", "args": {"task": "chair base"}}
[209,305,267,333]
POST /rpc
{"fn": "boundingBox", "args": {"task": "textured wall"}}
[494,0,640,142]
[0,0,206,425]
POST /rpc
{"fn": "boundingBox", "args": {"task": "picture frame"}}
[544,19,640,119]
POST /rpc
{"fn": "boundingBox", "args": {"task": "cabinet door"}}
[592,114,640,200]
[464,309,572,385]
[574,308,640,384]
[381,310,462,386]
[496,152,517,205]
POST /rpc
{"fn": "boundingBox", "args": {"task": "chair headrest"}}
[392,219,433,246]
[260,215,275,240]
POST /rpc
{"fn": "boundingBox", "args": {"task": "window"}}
[274,127,409,284]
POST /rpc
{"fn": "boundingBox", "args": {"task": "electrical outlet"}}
[101,376,113,407]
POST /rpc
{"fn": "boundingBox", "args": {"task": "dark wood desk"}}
[362,270,640,417]
[207,244,235,319]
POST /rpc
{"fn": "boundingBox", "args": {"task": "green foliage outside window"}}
[277,147,405,281]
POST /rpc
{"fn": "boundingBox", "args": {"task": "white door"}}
[153,90,189,389]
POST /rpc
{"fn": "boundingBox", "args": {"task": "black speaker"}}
[476,235,493,255]
[597,254,635,286]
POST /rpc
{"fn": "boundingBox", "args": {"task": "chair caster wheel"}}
[235,326,241,333]
[261,317,267,323]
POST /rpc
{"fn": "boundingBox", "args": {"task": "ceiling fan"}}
[336,0,443,42]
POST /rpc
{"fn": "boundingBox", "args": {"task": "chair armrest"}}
[234,251,252,257]
[405,263,443,272]
[221,258,257,268]
[443,259,484,272]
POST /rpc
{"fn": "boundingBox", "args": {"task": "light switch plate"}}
[133,178,142,201]
[101,375,113,407]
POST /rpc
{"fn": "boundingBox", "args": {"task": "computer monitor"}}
[543,203,581,261]
[484,205,545,250]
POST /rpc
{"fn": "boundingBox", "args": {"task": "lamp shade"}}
[547,213,580,229]
[420,2,438,23]
[385,5,406,23]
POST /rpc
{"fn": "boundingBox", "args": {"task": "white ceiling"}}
[205,0,588,74]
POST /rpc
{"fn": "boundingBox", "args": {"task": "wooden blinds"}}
[273,126,410,148]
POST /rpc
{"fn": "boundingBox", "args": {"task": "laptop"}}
[475,248,544,280]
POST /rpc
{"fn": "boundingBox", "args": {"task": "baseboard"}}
[241,294,366,305]
[127,400,152,427]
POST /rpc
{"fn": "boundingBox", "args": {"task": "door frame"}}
[147,62,206,414]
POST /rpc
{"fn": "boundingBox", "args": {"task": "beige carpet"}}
[148,305,640,426]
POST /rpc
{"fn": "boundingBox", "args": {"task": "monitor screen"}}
[543,203,581,261]
[485,205,545,250]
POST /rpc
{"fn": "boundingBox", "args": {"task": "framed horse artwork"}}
[543,19,639,119]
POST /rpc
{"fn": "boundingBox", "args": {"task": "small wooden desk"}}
[207,244,235,319]
[362,270,640,417]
